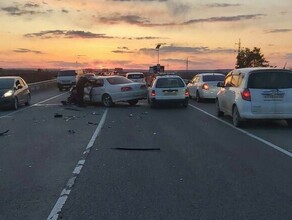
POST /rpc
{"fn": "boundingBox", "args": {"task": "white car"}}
[216,68,292,127]
[83,76,147,107]
[148,75,189,107]
[187,73,225,102]
[125,72,146,84]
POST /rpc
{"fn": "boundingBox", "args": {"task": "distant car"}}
[125,72,146,84]
[187,73,225,102]
[148,74,189,108]
[57,70,83,91]
[216,68,292,127]
[83,76,147,107]
[0,76,31,110]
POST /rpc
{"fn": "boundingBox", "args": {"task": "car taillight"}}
[151,90,156,97]
[241,89,251,101]
[121,86,132,92]
[185,89,189,96]
[202,83,209,90]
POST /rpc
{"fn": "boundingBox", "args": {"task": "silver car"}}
[216,68,292,127]
[187,73,225,102]
[0,76,31,110]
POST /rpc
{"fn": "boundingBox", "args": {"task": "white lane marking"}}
[0,92,68,119]
[189,104,292,158]
[47,108,109,220]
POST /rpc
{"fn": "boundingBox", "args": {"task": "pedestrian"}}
[76,76,91,107]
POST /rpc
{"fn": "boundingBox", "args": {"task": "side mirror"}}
[217,82,224,87]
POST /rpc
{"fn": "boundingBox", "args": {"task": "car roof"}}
[155,74,182,79]
[234,67,292,74]
[91,75,125,79]
[0,76,20,80]
[126,72,144,75]
[196,73,225,76]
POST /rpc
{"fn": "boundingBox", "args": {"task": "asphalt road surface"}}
[0,89,291,220]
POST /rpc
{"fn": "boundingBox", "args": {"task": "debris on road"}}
[64,107,81,112]
[64,116,76,122]
[54,113,63,118]
[112,147,160,151]
[87,122,98,126]
[0,130,9,136]
[128,114,133,117]
[68,129,76,134]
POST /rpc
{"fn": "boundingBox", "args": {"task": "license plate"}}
[164,91,177,95]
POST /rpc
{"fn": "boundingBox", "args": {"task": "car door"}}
[187,76,196,97]
[86,78,104,102]
[218,73,232,113]
[14,79,24,103]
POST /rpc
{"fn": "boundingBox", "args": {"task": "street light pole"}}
[156,44,161,65]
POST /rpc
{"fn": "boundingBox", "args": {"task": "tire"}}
[102,94,114,107]
[25,94,31,106]
[286,119,292,127]
[215,99,224,117]
[12,97,19,110]
[232,106,243,127]
[195,91,201,102]
[128,100,138,106]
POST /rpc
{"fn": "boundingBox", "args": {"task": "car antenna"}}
[283,62,287,69]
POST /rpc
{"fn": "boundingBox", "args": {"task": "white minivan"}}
[216,68,292,127]
[57,69,84,91]
[125,72,146,84]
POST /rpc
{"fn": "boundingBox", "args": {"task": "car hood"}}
[0,89,11,97]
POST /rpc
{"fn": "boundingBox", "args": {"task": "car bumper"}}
[150,97,189,104]
[200,89,219,99]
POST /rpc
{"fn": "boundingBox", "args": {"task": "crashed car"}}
[83,76,147,107]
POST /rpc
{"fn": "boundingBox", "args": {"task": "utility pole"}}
[186,57,189,74]
[236,38,241,54]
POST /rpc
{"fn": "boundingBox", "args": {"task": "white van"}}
[57,69,84,91]
[126,72,146,84]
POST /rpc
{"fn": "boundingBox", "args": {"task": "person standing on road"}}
[76,76,91,107]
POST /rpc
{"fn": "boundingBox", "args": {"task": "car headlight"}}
[3,90,13,97]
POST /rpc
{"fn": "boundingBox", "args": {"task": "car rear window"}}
[107,77,133,85]
[58,70,77,77]
[247,70,292,89]
[202,75,225,82]
[156,78,185,88]
[127,74,144,79]
[0,79,14,89]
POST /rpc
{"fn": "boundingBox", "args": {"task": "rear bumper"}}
[150,97,189,104]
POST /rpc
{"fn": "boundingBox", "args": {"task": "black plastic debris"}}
[54,113,63,118]
[68,130,76,134]
[112,147,160,151]
[0,130,9,136]
[87,122,98,125]
[61,101,69,105]
[64,107,81,112]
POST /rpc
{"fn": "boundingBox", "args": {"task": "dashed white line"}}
[47,108,109,220]
[189,104,292,158]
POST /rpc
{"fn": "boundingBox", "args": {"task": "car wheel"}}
[13,97,19,110]
[195,91,201,102]
[25,94,31,106]
[286,119,292,127]
[128,100,138,106]
[102,94,114,107]
[232,106,243,127]
[215,99,224,117]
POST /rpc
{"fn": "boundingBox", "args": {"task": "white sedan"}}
[83,76,147,107]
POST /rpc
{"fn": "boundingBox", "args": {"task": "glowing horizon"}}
[0,0,292,70]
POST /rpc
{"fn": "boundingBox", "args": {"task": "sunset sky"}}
[0,0,292,70]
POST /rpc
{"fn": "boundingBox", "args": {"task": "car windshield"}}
[107,77,133,85]
[127,74,144,79]
[247,70,292,89]
[156,78,185,88]
[58,71,77,77]
[0,79,14,89]
[202,75,225,82]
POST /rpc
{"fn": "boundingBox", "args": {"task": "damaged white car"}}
[83,76,147,107]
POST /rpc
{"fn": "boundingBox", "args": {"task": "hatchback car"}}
[187,73,225,102]
[125,72,146,84]
[148,75,189,107]
[83,76,147,107]
[216,68,292,127]
[0,76,31,110]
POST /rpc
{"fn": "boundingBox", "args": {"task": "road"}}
[0,88,291,220]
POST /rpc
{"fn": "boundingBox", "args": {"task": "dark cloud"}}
[167,2,191,16]
[118,47,129,50]
[265,29,292,33]
[99,13,265,27]
[62,9,69,13]
[108,0,167,1]
[13,48,44,54]
[1,3,47,16]
[112,50,134,54]
[205,3,241,8]
[139,45,234,55]
[183,14,265,25]
[24,30,113,39]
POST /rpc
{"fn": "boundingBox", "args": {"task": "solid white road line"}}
[47,108,109,220]
[189,104,292,159]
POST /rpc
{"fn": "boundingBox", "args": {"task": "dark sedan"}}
[0,76,31,110]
